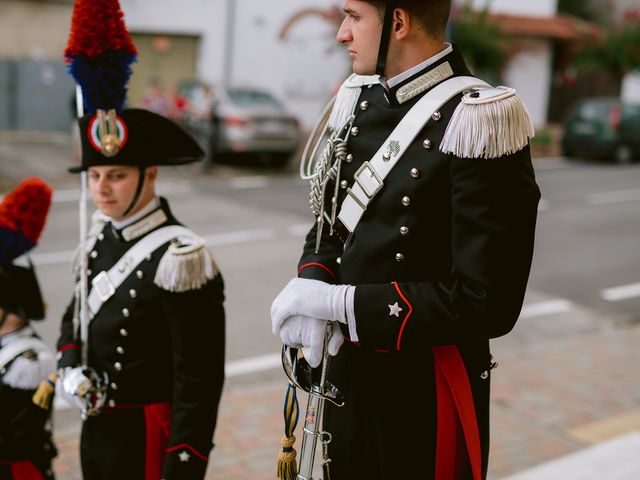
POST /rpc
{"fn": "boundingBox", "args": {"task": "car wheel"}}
[614,143,633,164]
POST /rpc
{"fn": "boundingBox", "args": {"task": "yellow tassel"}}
[276,435,298,480]
[32,373,57,410]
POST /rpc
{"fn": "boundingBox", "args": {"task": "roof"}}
[489,13,601,41]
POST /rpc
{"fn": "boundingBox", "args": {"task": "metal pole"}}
[75,85,89,367]
[222,0,236,87]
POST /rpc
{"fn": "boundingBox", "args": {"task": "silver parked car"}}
[179,82,302,167]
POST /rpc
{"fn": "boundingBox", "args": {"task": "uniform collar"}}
[0,325,33,348]
[106,197,172,242]
[382,44,469,106]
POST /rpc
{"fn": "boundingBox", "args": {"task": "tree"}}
[449,2,508,79]
[572,8,640,88]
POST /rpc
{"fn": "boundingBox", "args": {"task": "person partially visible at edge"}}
[271,0,540,478]
[0,178,57,480]
[55,109,226,480]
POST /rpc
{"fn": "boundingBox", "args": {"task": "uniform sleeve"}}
[298,221,343,284]
[353,146,540,352]
[160,273,225,480]
[56,296,81,369]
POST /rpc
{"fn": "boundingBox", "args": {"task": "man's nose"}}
[336,19,351,44]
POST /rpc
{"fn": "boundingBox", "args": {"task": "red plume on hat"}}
[65,0,137,116]
[0,178,52,263]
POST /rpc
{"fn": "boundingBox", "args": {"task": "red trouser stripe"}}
[10,461,44,480]
[433,346,482,480]
[144,402,172,480]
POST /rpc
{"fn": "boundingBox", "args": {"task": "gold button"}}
[340,180,348,189]
[111,382,118,390]
[410,168,420,178]
[129,289,137,299]
[116,346,124,355]
[350,127,359,137]
[432,111,441,121]
[120,329,128,337]
[395,253,405,262]
[402,196,411,207]
[90,251,98,259]
[346,154,353,163]
[122,308,130,318]
[108,399,116,407]
[136,270,144,280]
[480,371,489,380]
[114,362,122,371]
[360,101,369,111]
[423,139,432,150]
[97,233,104,241]
[400,226,409,236]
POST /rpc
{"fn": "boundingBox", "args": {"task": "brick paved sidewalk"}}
[51,321,640,479]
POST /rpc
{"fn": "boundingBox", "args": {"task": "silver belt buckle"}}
[354,161,384,199]
[92,271,115,302]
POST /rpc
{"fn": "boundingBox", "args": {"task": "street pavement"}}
[1,137,640,479]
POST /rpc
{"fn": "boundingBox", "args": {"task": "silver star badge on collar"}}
[388,302,403,317]
[179,450,190,463]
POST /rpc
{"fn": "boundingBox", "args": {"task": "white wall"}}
[466,0,558,17]
[121,0,228,86]
[503,40,553,127]
[121,0,349,128]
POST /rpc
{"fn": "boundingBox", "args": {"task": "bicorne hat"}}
[0,178,52,320]
[64,0,203,173]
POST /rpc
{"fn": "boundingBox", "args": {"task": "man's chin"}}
[351,62,376,76]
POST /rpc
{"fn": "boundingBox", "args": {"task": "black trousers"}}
[81,407,148,480]
[322,343,475,480]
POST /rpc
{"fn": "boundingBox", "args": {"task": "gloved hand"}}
[271,278,355,367]
[278,316,344,367]
[56,366,89,410]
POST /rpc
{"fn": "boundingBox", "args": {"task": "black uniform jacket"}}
[298,46,540,478]
[57,198,225,479]
[0,327,56,479]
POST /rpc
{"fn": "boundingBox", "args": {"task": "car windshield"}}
[578,100,616,120]
[228,90,281,108]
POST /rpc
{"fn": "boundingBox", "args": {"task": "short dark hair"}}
[363,0,451,39]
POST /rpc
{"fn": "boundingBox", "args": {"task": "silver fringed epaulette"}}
[154,236,219,292]
[440,86,535,159]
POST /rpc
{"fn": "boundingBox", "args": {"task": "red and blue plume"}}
[0,178,52,264]
[64,0,137,115]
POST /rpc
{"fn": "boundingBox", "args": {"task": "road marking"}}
[601,282,640,302]
[288,223,312,237]
[587,188,640,206]
[229,176,270,189]
[33,227,283,266]
[54,351,284,410]
[538,199,550,212]
[519,299,574,319]
[225,352,282,378]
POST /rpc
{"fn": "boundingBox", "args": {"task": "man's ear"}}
[146,166,158,182]
[393,8,411,40]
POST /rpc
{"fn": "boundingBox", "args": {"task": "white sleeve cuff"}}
[345,285,358,342]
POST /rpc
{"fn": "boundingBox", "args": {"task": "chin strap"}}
[376,0,397,77]
[122,166,147,217]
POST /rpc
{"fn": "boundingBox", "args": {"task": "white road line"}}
[225,352,282,378]
[229,176,270,189]
[538,199,550,212]
[32,227,281,266]
[39,182,193,205]
[587,188,640,206]
[519,299,574,319]
[601,283,640,302]
[54,352,283,410]
[288,223,312,237]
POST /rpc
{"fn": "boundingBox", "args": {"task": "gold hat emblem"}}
[96,109,122,157]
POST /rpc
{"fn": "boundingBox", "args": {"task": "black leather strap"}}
[376,0,397,76]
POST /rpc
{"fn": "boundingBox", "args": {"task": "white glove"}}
[278,315,344,368]
[56,367,89,410]
[271,278,353,332]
